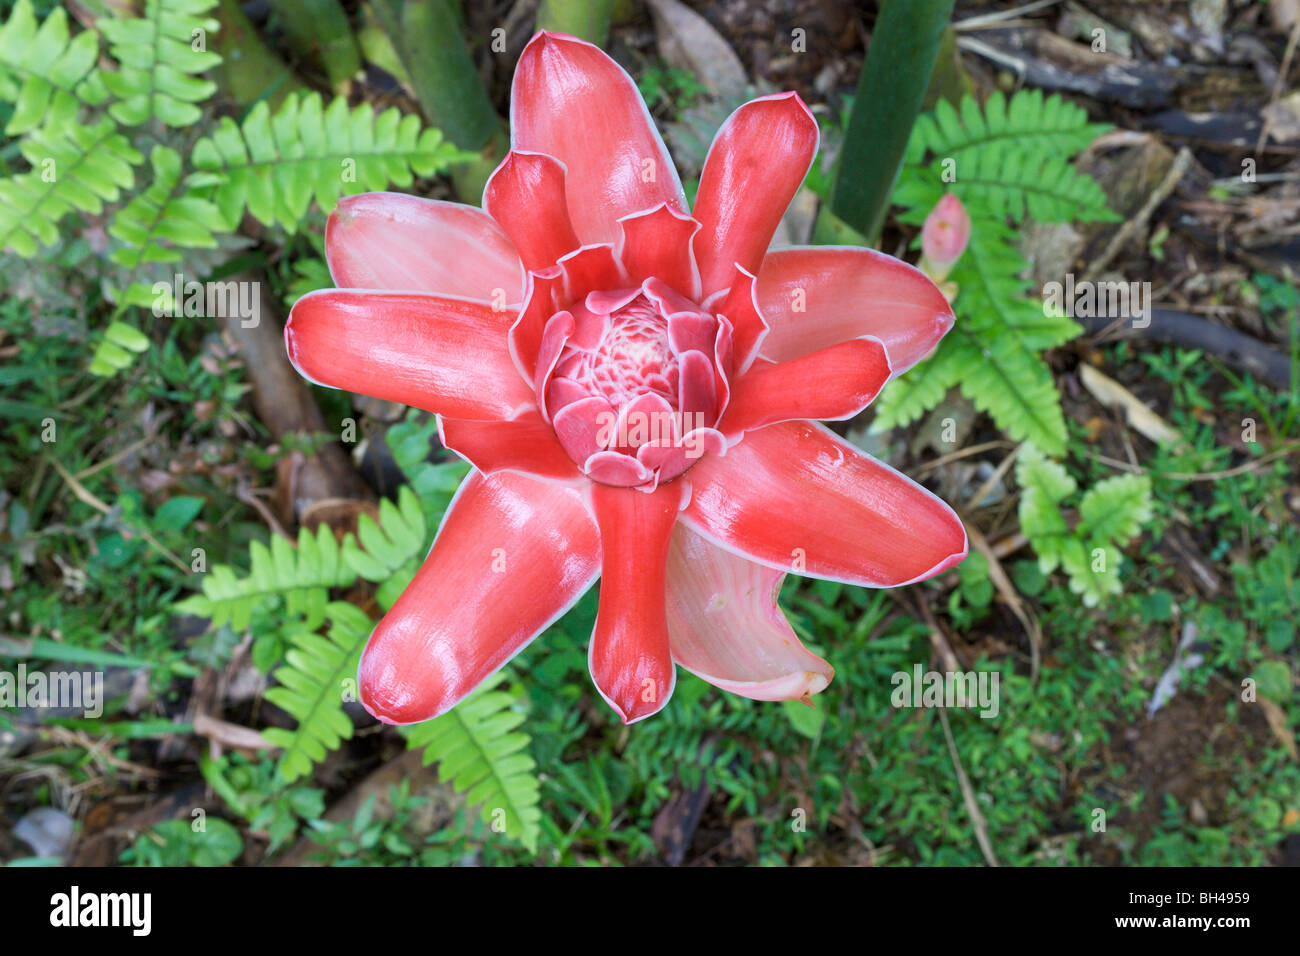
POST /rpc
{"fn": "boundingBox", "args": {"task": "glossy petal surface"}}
[682,421,968,586]
[483,151,581,272]
[693,93,819,297]
[286,290,533,421]
[439,409,582,482]
[586,481,688,723]
[721,337,890,438]
[755,247,954,374]
[326,192,524,302]
[358,471,600,724]
[510,32,687,244]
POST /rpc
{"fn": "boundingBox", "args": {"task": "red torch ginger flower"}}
[285,32,968,725]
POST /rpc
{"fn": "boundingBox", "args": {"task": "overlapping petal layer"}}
[754,247,955,375]
[682,421,968,586]
[326,192,524,302]
[693,92,819,297]
[666,524,833,701]
[510,32,687,245]
[358,471,601,724]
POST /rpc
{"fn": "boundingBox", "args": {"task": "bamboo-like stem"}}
[268,0,362,93]
[827,0,955,244]
[536,0,615,45]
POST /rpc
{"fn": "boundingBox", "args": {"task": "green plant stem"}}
[536,0,615,45]
[373,0,498,152]
[372,0,503,201]
[268,0,361,93]
[827,0,955,244]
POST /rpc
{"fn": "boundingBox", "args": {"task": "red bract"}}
[285,32,967,725]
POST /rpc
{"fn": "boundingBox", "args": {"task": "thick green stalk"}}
[827,0,955,244]
[372,0,503,201]
[268,0,362,93]
[536,0,615,45]
[373,0,498,152]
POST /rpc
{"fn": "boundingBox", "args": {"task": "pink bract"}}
[284,32,968,725]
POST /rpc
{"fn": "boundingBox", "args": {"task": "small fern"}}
[0,0,467,380]
[192,92,469,231]
[97,0,221,128]
[898,89,1118,225]
[403,672,544,853]
[1016,444,1153,606]
[912,90,1105,157]
[174,521,356,632]
[0,0,103,135]
[876,214,1081,453]
[878,89,1115,454]
[0,116,141,256]
[263,601,374,782]
[108,145,225,269]
[88,319,152,377]
[342,485,430,609]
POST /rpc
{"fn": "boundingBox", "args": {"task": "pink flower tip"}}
[920,193,971,280]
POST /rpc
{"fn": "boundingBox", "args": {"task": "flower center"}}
[539,282,728,489]
[563,297,679,412]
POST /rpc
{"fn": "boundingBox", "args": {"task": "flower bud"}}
[919,193,971,283]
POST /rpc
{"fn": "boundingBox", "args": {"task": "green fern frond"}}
[897,90,1117,226]
[174,522,357,632]
[1016,445,1152,605]
[109,145,225,268]
[875,213,1079,453]
[342,486,428,584]
[343,486,431,610]
[1078,472,1153,544]
[403,672,543,853]
[0,117,141,256]
[895,151,1116,226]
[870,342,963,432]
[950,329,1071,456]
[97,0,221,128]
[908,89,1109,164]
[88,319,151,377]
[263,601,373,782]
[192,92,469,231]
[0,0,105,134]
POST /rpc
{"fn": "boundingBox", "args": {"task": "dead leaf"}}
[645,0,747,101]
[1258,697,1299,760]
[1079,363,1183,446]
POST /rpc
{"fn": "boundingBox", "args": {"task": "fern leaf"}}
[263,601,374,782]
[108,145,225,269]
[342,485,428,584]
[97,0,221,128]
[904,216,1078,454]
[951,329,1070,456]
[0,0,104,134]
[911,90,1109,163]
[898,90,1117,227]
[88,319,151,377]
[174,523,356,632]
[1078,472,1153,544]
[0,117,141,256]
[870,342,963,431]
[192,92,469,231]
[403,672,543,853]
